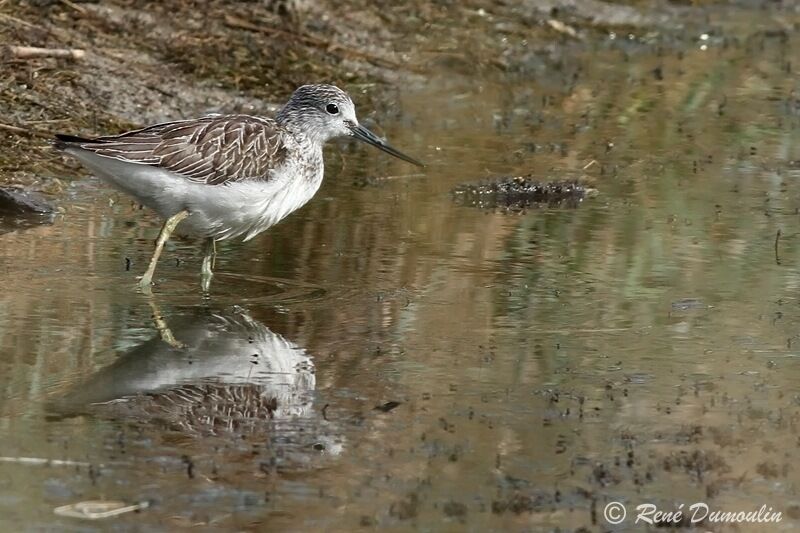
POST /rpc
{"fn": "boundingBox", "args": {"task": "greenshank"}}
[55,84,423,291]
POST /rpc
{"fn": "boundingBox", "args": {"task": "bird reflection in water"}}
[53,303,342,455]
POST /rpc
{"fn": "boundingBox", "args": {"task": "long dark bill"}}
[350,124,424,167]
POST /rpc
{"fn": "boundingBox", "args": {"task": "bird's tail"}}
[53,133,98,150]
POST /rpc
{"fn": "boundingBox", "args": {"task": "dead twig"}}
[0,122,52,139]
[58,0,89,15]
[0,12,40,30]
[5,45,86,60]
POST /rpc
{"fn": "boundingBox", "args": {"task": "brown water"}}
[3,8,800,532]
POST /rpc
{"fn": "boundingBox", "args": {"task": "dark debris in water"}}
[662,449,729,482]
[374,400,402,413]
[491,491,553,515]
[0,186,55,233]
[451,176,594,211]
[0,187,54,215]
[389,492,419,520]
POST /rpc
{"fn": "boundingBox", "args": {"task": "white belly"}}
[178,173,322,240]
[68,149,323,241]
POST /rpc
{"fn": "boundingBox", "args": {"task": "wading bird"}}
[55,84,423,291]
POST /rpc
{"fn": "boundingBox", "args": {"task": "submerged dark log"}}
[0,187,55,234]
[0,187,54,215]
[451,176,593,210]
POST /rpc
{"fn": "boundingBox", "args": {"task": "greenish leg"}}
[201,237,216,292]
[138,210,190,291]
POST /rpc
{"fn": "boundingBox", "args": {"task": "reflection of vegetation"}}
[390,29,800,357]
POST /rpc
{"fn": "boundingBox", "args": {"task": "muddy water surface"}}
[3,8,800,532]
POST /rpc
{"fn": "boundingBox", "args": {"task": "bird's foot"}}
[147,299,185,349]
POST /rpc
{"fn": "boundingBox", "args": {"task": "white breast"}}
[182,165,324,241]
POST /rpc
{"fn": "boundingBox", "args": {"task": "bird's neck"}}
[279,129,323,174]
[276,107,329,147]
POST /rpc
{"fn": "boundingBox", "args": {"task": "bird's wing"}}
[56,115,288,185]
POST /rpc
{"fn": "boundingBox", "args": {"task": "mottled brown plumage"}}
[57,115,287,186]
[125,383,279,436]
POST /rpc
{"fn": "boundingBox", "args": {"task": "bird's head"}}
[278,84,423,167]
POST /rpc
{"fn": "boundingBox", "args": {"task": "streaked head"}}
[277,84,423,167]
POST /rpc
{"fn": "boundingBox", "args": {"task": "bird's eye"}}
[325,103,339,115]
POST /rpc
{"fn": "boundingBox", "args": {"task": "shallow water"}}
[3,7,800,532]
